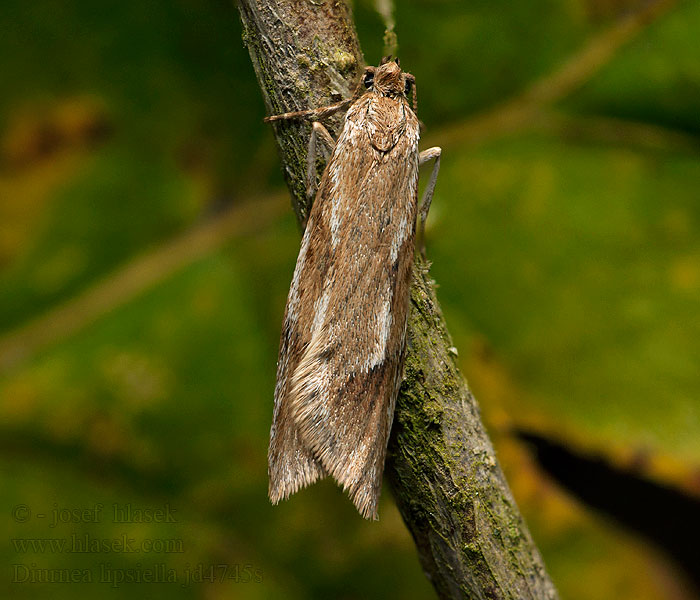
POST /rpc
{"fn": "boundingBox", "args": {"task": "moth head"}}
[365,58,418,113]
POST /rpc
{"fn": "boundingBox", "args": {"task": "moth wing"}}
[288,97,420,519]
[268,217,330,505]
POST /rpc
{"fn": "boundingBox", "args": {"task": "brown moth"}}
[266,57,441,520]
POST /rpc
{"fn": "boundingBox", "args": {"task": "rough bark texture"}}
[392,260,557,599]
[237,1,559,598]
[237,0,363,226]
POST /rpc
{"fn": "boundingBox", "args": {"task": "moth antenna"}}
[403,72,417,115]
[412,80,418,114]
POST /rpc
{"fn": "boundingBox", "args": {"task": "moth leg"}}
[306,121,336,201]
[417,147,442,256]
[265,75,366,123]
[264,98,352,123]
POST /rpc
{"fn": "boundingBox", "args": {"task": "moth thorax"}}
[373,62,404,96]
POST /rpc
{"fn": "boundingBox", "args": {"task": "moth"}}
[266,57,441,520]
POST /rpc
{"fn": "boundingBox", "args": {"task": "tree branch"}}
[237,1,558,597]
[432,0,678,151]
[0,192,287,374]
[237,0,362,226]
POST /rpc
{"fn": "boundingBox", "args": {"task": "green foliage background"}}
[1,0,698,598]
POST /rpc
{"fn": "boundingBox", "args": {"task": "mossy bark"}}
[391,258,558,599]
[236,1,558,598]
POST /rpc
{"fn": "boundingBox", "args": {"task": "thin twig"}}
[431,0,678,150]
[0,193,287,374]
[532,111,700,152]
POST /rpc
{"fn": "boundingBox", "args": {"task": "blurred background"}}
[1,0,699,598]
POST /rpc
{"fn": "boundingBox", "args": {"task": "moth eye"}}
[364,74,374,89]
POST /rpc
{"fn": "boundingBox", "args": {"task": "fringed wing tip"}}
[351,490,380,521]
[268,460,326,506]
[269,439,382,520]
[286,385,385,520]
[270,485,379,520]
